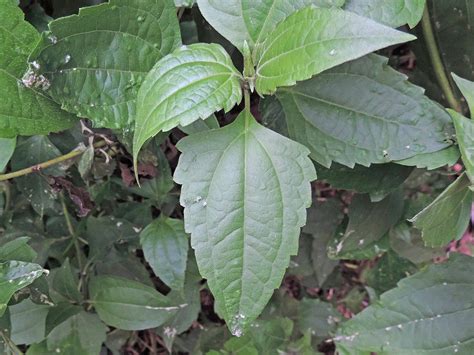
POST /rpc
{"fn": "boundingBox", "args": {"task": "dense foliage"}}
[0,0,473,353]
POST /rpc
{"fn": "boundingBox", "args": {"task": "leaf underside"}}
[174,111,316,335]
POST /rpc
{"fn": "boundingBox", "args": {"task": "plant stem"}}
[0,140,108,182]
[244,89,251,112]
[60,193,84,272]
[421,6,462,112]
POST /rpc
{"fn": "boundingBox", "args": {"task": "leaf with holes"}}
[174,110,316,335]
[29,0,181,129]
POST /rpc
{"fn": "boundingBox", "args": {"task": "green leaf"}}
[90,275,184,330]
[0,138,16,172]
[133,43,242,166]
[363,251,417,293]
[452,73,474,115]
[298,299,341,337]
[303,200,343,286]
[179,115,220,135]
[316,162,413,202]
[410,173,472,247]
[140,217,189,291]
[9,299,49,345]
[11,136,64,217]
[174,110,316,335]
[389,222,445,264]
[0,238,36,263]
[328,193,404,259]
[197,0,345,54]
[450,110,474,184]
[255,7,415,94]
[344,0,426,28]
[277,54,453,168]
[51,259,82,304]
[29,0,181,129]
[395,146,460,170]
[46,312,107,355]
[0,0,76,138]
[176,0,196,7]
[45,303,82,335]
[0,261,46,316]
[335,254,474,354]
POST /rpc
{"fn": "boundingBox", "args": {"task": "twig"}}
[421,6,462,112]
[60,193,84,272]
[0,140,108,182]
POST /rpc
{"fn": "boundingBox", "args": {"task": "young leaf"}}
[452,73,474,115]
[450,110,474,183]
[328,193,404,260]
[336,254,474,354]
[0,0,76,138]
[197,0,344,54]
[51,259,82,304]
[46,312,107,355]
[0,261,47,316]
[140,217,189,291]
[90,276,184,330]
[410,174,472,247]
[0,138,16,172]
[174,110,316,335]
[9,299,49,345]
[255,7,416,94]
[344,0,426,28]
[277,55,453,167]
[133,43,242,166]
[29,0,181,129]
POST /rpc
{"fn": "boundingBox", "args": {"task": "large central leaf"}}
[29,0,181,129]
[277,55,454,168]
[0,0,76,138]
[255,7,415,94]
[174,111,316,335]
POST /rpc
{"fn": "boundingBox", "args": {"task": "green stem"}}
[244,89,251,112]
[421,5,462,112]
[60,193,84,272]
[0,140,107,182]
